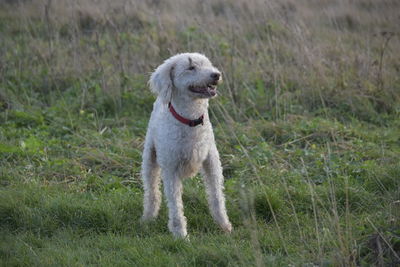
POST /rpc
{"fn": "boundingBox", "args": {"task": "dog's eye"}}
[188,66,195,71]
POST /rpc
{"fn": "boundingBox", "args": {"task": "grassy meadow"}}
[1,0,400,266]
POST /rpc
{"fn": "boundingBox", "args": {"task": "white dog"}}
[141,53,232,238]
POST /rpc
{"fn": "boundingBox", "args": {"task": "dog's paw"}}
[171,229,188,239]
[221,222,233,233]
[182,234,190,242]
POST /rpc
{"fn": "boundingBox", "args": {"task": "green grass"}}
[1,0,400,266]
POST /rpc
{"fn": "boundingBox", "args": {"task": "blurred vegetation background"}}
[0,0,399,266]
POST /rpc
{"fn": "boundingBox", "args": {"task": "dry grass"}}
[2,0,399,120]
[1,0,399,266]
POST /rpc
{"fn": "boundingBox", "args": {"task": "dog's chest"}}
[175,128,209,162]
[158,126,210,177]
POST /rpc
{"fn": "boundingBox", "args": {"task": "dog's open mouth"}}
[189,83,217,97]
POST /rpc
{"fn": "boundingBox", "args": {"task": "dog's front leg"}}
[141,142,162,221]
[202,144,232,233]
[162,170,187,238]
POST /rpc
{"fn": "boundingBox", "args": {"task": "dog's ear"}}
[149,59,175,104]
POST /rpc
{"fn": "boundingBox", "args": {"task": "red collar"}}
[168,102,204,127]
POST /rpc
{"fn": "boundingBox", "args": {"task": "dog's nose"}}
[210,72,220,80]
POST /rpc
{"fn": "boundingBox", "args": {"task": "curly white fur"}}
[141,53,232,238]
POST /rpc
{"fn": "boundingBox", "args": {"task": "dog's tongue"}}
[207,87,217,96]
[207,88,217,96]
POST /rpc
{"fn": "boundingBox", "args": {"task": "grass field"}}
[1,0,399,266]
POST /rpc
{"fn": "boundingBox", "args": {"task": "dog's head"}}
[149,53,222,103]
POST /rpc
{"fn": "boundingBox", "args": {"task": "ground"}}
[0,0,399,266]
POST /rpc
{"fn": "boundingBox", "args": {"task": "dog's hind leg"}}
[202,144,232,233]
[141,138,162,221]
